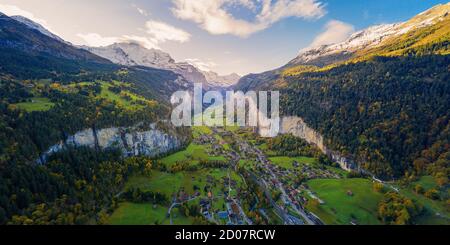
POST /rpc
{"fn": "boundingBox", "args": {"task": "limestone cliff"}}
[279,116,358,171]
[38,123,182,164]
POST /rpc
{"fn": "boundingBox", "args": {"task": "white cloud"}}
[171,0,326,37]
[227,0,258,11]
[184,58,218,72]
[78,19,191,50]
[309,20,355,47]
[146,20,191,43]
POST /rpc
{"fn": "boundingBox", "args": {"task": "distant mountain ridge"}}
[202,70,241,88]
[84,43,241,89]
[0,12,110,65]
[0,12,191,102]
[11,15,68,44]
[235,3,450,91]
[234,3,450,179]
[2,12,240,89]
[288,2,450,67]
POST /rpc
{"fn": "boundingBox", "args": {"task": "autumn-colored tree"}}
[414,184,424,194]
[378,192,422,225]
[424,189,440,200]
[373,182,385,193]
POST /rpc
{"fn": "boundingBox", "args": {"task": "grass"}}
[68,81,153,110]
[238,159,257,170]
[306,178,383,225]
[111,168,245,225]
[395,176,450,225]
[15,97,54,112]
[107,202,194,225]
[126,169,242,200]
[269,156,316,169]
[160,143,227,167]
[125,172,181,196]
[108,202,168,225]
[192,126,213,138]
[160,143,204,166]
[97,83,143,110]
[412,176,438,190]
[257,143,277,156]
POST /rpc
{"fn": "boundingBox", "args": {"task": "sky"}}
[0,0,448,76]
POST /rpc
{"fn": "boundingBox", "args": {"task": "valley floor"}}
[107,126,450,225]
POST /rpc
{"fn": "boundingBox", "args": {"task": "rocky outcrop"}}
[278,116,358,171]
[38,123,182,164]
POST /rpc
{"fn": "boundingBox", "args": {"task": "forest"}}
[0,66,191,224]
[281,55,449,182]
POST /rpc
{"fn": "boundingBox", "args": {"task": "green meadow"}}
[397,176,450,224]
[269,156,316,169]
[107,202,193,225]
[306,178,383,225]
[109,168,245,225]
[15,97,54,112]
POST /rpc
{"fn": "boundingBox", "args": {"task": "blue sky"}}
[0,0,448,75]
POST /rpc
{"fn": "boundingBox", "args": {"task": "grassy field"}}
[108,202,168,225]
[107,202,194,225]
[97,82,145,110]
[160,143,226,167]
[110,168,245,225]
[238,159,257,170]
[127,169,242,197]
[412,176,438,190]
[257,143,277,156]
[397,176,450,224]
[15,97,54,112]
[269,156,316,169]
[124,173,180,196]
[192,126,213,137]
[306,178,383,225]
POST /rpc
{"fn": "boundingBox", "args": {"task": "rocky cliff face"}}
[279,116,357,171]
[38,123,182,164]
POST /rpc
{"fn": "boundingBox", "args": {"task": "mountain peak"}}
[202,71,241,87]
[10,15,67,44]
[289,3,449,67]
[417,2,450,17]
[85,42,240,88]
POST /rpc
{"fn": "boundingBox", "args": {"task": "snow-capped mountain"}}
[202,71,241,88]
[288,3,450,67]
[84,43,240,89]
[5,13,240,89]
[10,15,68,44]
[84,42,208,86]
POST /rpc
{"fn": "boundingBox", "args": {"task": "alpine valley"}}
[0,3,448,226]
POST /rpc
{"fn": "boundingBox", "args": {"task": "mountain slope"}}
[0,12,190,102]
[235,4,450,180]
[84,43,240,89]
[284,3,450,75]
[281,55,449,178]
[202,71,241,88]
[0,12,193,225]
[236,3,450,91]
[82,43,208,85]
[11,15,67,43]
[0,13,109,64]
[289,3,450,67]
